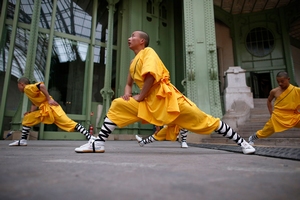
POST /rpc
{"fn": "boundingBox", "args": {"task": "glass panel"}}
[39,0,54,29]
[1,0,120,132]
[0,25,23,113]
[1,26,28,79]
[7,0,16,20]
[53,37,88,62]
[19,0,34,24]
[53,37,76,62]
[6,0,38,24]
[147,0,153,14]
[93,0,119,104]
[95,1,119,45]
[95,1,108,43]
[92,45,105,104]
[49,36,88,114]
[55,0,92,38]
[0,27,48,121]
[93,45,106,64]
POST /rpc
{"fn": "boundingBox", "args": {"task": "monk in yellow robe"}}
[9,77,91,147]
[135,125,189,148]
[249,71,300,145]
[75,30,255,154]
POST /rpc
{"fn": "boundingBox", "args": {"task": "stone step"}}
[253,98,268,103]
[250,111,269,114]
[249,115,270,119]
[250,108,269,111]
[244,117,268,121]
[250,107,269,111]
[250,109,269,112]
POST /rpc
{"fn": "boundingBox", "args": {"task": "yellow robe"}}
[272,84,300,132]
[131,47,183,126]
[22,82,76,131]
[257,84,300,137]
[107,47,220,134]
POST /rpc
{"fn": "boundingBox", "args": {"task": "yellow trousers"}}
[153,125,179,141]
[107,96,220,135]
[22,105,77,132]
[256,119,300,138]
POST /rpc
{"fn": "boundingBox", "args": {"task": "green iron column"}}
[232,15,241,66]
[183,0,222,118]
[116,0,129,98]
[84,0,98,127]
[12,0,42,132]
[39,0,58,139]
[24,0,42,79]
[0,0,8,51]
[100,0,120,114]
[0,0,20,136]
[279,8,296,85]
[204,0,222,118]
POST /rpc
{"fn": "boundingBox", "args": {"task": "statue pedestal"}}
[224,67,253,112]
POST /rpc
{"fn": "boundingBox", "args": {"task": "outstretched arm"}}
[39,83,59,106]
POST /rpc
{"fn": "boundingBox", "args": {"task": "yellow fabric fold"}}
[24,82,64,124]
[154,125,180,141]
[130,47,182,126]
[37,103,55,124]
[271,84,300,132]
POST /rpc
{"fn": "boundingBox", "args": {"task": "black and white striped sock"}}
[249,134,258,142]
[98,117,116,142]
[141,135,157,145]
[180,129,188,142]
[75,124,91,140]
[21,126,31,140]
[215,121,244,146]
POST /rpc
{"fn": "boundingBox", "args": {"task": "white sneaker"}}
[135,135,144,147]
[9,139,27,146]
[248,135,255,145]
[240,141,255,154]
[75,136,105,153]
[181,141,188,148]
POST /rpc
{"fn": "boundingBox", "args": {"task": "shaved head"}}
[137,31,150,47]
[18,77,30,84]
[276,71,289,79]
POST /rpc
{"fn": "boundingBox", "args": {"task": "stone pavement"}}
[0,140,299,200]
[191,143,300,161]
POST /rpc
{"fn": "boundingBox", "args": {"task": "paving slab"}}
[191,143,300,161]
[0,140,299,200]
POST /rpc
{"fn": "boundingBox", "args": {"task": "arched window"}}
[246,27,274,57]
[147,0,154,14]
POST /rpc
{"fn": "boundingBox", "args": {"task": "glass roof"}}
[1,0,108,82]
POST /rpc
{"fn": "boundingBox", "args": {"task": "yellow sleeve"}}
[140,48,162,83]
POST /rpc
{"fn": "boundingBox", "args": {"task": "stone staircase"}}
[202,98,300,146]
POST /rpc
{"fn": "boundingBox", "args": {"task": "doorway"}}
[251,72,272,98]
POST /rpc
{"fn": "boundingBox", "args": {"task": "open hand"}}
[48,99,59,106]
[122,94,132,101]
